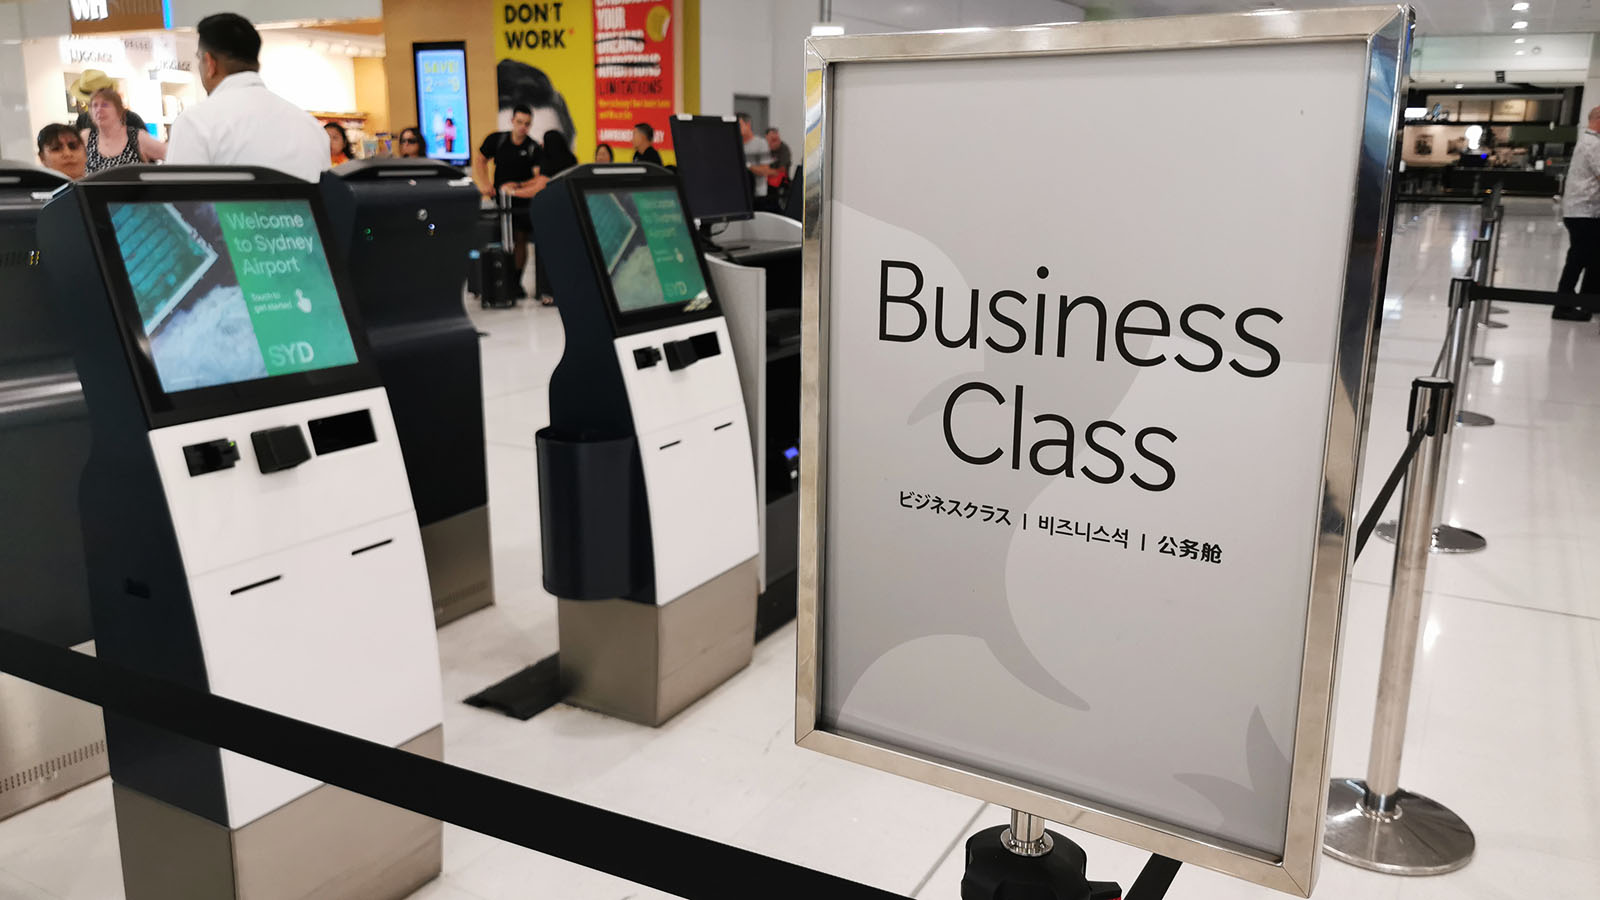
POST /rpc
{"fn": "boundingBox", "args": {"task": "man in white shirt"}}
[1556,105,1600,320]
[165,13,329,184]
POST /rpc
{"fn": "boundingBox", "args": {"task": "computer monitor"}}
[668,115,753,231]
[582,185,710,316]
[105,198,360,395]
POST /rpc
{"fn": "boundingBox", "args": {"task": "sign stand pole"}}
[959,810,1122,900]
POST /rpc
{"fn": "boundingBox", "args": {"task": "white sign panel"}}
[797,7,1409,896]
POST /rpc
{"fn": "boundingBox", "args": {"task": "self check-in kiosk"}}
[39,167,444,900]
[321,158,493,625]
[531,164,759,726]
[0,164,108,821]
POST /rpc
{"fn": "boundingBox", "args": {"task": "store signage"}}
[796,7,1409,897]
[593,0,676,153]
[70,0,166,35]
[414,42,473,165]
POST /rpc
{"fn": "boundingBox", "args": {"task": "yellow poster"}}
[496,0,597,162]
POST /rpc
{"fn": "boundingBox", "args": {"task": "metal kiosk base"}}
[114,728,444,900]
[558,560,758,727]
[421,505,495,626]
[0,663,107,821]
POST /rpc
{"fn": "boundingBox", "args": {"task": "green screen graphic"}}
[584,188,709,314]
[108,200,358,394]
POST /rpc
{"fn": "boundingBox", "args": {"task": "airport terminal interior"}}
[0,2,1597,900]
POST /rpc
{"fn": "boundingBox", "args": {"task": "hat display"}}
[67,70,116,105]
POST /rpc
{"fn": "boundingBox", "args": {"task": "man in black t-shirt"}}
[473,104,545,298]
[630,122,662,166]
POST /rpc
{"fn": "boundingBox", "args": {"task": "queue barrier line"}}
[0,626,909,900]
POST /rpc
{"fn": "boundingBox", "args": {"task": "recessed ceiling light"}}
[1515,49,1526,55]
[1511,2,1529,10]
[1512,20,1529,29]
[1455,83,1465,89]
[1514,37,1526,43]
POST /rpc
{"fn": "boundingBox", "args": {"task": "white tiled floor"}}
[1,200,1597,899]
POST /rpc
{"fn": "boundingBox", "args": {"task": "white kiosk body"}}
[532,164,759,725]
[40,167,443,900]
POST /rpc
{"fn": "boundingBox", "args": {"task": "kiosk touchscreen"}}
[39,167,443,900]
[322,158,492,626]
[0,165,107,822]
[531,164,759,725]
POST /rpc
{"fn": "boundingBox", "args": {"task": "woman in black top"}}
[540,130,578,177]
[81,88,165,173]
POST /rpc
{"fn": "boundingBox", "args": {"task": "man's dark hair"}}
[197,13,261,69]
[496,60,575,143]
[633,122,654,141]
[765,127,780,136]
[511,103,533,119]
[735,112,751,124]
[37,123,81,153]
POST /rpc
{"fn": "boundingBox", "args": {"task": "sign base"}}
[960,825,1121,900]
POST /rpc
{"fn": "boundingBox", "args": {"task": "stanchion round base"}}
[1373,522,1487,553]
[1469,356,1495,366]
[1489,305,1508,315]
[960,826,1121,900]
[1481,319,1508,329]
[1323,778,1475,876]
[1456,410,1495,427]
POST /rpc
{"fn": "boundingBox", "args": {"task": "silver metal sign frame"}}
[795,6,1411,896]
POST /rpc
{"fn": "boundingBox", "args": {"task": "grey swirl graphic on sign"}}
[1173,707,1292,841]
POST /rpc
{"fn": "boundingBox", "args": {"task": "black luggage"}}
[470,189,518,308]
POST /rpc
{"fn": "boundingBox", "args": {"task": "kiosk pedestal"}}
[531,164,759,727]
[0,166,107,821]
[40,166,443,899]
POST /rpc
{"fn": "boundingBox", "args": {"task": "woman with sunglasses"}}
[397,126,427,159]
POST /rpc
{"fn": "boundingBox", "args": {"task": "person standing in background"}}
[397,126,428,158]
[81,88,166,173]
[631,123,662,166]
[473,104,545,301]
[37,125,87,180]
[1556,105,1600,321]
[165,13,330,183]
[68,70,146,135]
[737,113,771,208]
[595,143,614,163]
[759,127,792,212]
[326,123,355,166]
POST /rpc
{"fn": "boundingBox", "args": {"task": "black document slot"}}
[690,331,721,359]
[230,575,282,596]
[308,409,377,456]
[351,538,393,556]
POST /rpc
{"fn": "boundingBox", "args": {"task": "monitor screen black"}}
[104,198,359,394]
[581,185,710,315]
[668,115,753,225]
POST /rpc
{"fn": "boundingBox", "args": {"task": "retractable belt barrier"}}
[0,625,907,900]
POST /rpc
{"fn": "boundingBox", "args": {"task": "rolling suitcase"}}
[470,189,518,308]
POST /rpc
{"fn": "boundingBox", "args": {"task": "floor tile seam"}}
[911,800,989,897]
[1349,574,1600,623]
[0,867,61,900]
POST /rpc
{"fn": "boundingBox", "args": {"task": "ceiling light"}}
[1455,83,1465,89]
[1511,2,1529,10]
[1514,37,1525,43]
[1515,50,1526,55]
[1512,20,1528,29]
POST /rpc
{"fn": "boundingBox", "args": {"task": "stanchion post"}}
[1376,278,1487,552]
[1325,377,1476,875]
[1457,244,1496,427]
[1470,229,1499,367]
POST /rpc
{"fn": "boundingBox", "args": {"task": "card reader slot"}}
[713,421,733,431]
[351,538,394,556]
[230,575,282,596]
[307,409,377,456]
[658,439,682,450]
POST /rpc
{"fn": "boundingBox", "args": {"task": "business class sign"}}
[796,7,1410,896]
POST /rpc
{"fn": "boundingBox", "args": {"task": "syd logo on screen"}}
[265,289,318,367]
